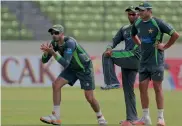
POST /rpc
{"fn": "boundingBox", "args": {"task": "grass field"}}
[1,87,182,126]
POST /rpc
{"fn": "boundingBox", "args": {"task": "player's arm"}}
[107,27,124,49]
[158,19,180,50]
[52,40,75,68]
[131,24,141,45]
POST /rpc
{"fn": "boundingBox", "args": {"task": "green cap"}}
[135,2,152,10]
[48,24,64,33]
[125,6,137,12]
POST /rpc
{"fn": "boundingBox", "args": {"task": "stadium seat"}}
[1,6,33,40]
[38,1,182,42]
[3,1,181,42]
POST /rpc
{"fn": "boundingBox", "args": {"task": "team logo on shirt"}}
[148,28,154,34]
[66,48,73,54]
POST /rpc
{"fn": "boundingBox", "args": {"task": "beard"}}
[53,36,59,41]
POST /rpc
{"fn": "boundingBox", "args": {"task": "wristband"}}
[55,54,62,61]
[42,53,48,58]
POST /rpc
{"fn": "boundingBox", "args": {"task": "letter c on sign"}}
[2,58,19,84]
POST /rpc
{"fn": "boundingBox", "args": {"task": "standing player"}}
[40,25,107,125]
[131,2,179,126]
[101,6,140,126]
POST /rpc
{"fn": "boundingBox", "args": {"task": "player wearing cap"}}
[101,6,141,126]
[40,25,107,125]
[131,2,179,126]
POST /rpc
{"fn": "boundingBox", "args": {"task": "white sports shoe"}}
[133,116,152,126]
[157,117,165,126]
[97,116,107,125]
[40,111,61,125]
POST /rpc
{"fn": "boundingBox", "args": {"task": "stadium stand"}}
[38,1,182,42]
[1,6,33,40]
[1,1,182,41]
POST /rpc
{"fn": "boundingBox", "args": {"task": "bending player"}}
[40,24,107,125]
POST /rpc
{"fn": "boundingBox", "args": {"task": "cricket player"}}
[40,25,107,125]
[131,2,180,126]
[101,6,141,126]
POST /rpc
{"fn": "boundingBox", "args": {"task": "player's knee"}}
[52,81,61,91]
[139,83,148,94]
[153,83,162,93]
[52,81,58,91]
[86,96,94,104]
[85,93,94,103]
[52,77,67,91]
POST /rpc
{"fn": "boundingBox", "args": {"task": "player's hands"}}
[40,42,54,54]
[40,42,49,52]
[155,43,165,51]
[104,48,112,57]
[45,44,55,54]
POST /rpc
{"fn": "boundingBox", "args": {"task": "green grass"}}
[1,87,182,126]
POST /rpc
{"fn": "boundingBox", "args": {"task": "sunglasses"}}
[138,9,145,12]
[51,31,60,35]
[128,13,137,16]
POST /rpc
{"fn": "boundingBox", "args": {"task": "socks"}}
[96,110,103,118]
[158,109,164,119]
[53,105,60,118]
[143,108,149,117]
[142,108,164,119]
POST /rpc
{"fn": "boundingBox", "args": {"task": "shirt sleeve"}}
[57,40,76,68]
[158,19,175,36]
[107,27,124,49]
[131,24,138,36]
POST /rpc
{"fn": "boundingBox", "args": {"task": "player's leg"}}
[77,62,107,125]
[120,68,138,125]
[111,50,140,70]
[40,77,68,125]
[101,52,120,89]
[84,90,107,125]
[152,66,165,126]
[40,68,77,125]
[101,50,140,90]
[133,67,152,125]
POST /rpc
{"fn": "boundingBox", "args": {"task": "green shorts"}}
[139,65,164,82]
[59,62,95,90]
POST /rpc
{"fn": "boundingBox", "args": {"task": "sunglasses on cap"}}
[51,31,60,35]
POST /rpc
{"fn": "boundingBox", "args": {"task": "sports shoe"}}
[40,111,61,125]
[119,119,139,125]
[97,116,107,125]
[100,84,120,90]
[132,116,152,125]
[157,117,165,126]
[120,120,132,126]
